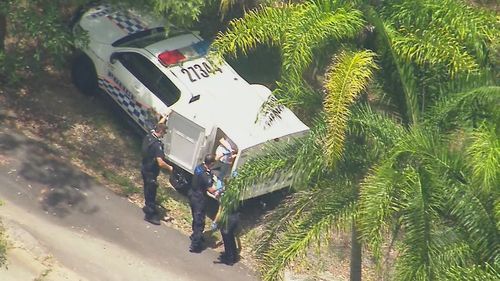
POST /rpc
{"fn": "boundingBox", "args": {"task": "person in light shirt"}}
[214,137,236,180]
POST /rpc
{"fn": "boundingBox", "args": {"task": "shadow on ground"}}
[0,130,98,218]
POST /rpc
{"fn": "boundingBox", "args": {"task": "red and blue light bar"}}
[158,40,210,66]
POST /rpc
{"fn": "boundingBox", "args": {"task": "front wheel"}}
[71,54,98,96]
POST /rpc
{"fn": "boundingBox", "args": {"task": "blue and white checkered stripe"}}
[98,77,155,130]
[86,5,147,35]
[87,4,112,19]
[106,12,147,34]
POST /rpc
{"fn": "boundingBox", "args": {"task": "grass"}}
[101,170,140,196]
[0,203,7,268]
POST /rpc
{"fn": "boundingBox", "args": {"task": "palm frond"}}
[254,189,324,257]
[383,0,499,67]
[448,182,500,264]
[390,27,479,76]
[210,1,365,98]
[273,78,323,115]
[358,160,403,261]
[466,123,500,192]
[258,181,357,281]
[281,5,364,80]
[359,129,451,258]
[220,119,330,221]
[364,6,420,124]
[444,263,500,281]
[348,104,405,155]
[425,86,500,130]
[322,50,377,166]
[395,166,448,281]
[210,4,293,62]
[220,140,299,219]
[496,199,500,232]
[429,231,475,279]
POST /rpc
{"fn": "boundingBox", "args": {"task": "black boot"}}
[189,247,202,253]
[144,213,161,225]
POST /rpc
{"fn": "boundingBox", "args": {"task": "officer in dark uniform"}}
[189,154,217,253]
[219,210,240,265]
[141,123,173,225]
[217,209,240,265]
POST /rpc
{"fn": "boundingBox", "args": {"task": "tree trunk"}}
[350,222,362,281]
[0,13,6,51]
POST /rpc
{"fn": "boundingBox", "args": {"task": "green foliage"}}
[425,86,500,130]
[0,201,6,268]
[381,0,498,71]
[323,50,377,165]
[0,0,86,71]
[120,0,207,27]
[358,90,500,280]
[0,50,22,84]
[364,6,422,124]
[257,183,357,281]
[220,120,330,219]
[0,230,5,268]
[211,1,365,112]
[363,0,499,126]
[348,105,406,155]
[0,0,213,83]
[214,1,499,280]
[466,123,500,192]
[444,263,500,281]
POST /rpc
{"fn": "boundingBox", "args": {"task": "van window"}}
[116,52,181,106]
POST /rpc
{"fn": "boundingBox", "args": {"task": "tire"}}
[71,54,98,96]
[69,1,102,29]
[169,167,191,195]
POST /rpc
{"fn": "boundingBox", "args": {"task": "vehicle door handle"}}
[132,84,141,92]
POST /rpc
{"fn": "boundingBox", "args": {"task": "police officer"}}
[189,154,217,253]
[220,210,240,265]
[215,208,240,265]
[141,123,173,225]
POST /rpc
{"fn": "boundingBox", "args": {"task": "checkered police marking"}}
[98,76,155,130]
[86,5,147,35]
[87,4,112,19]
[106,12,147,34]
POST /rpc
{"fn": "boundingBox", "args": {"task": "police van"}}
[71,4,309,200]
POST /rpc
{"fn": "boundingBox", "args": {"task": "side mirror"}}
[189,95,200,103]
[110,53,118,64]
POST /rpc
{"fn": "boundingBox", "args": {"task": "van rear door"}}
[163,110,206,173]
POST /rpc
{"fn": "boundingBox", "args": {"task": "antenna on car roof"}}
[189,95,200,103]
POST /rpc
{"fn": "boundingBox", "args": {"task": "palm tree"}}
[220,50,377,281]
[211,0,498,280]
[358,86,500,280]
[211,0,366,113]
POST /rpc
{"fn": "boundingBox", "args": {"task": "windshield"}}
[112,26,188,48]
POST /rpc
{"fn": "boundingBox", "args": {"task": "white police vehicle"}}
[71,4,309,200]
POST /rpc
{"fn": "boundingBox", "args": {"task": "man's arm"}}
[156,157,173,173]
[158,108,172,124]
[207,184,217,194]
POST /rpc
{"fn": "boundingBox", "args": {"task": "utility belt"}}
[188,188,205,199]
[141,169,159,184]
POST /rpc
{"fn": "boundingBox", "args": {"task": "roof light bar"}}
[158,40,210,66]
[158,50,186,66]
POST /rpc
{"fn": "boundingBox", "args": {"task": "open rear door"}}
[163,111,205,173]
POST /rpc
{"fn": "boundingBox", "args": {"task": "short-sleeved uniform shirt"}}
[141,131,165,177]
[190,164,213,198]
